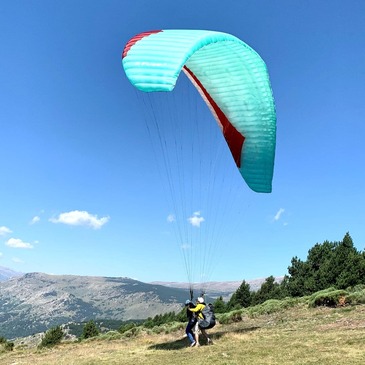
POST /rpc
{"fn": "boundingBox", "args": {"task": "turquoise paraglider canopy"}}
[122,29,276,193]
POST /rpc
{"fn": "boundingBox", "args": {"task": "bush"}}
[217,309,245,325]
[122,326,141,338]
[308,289,349,308]
[151,325,165,334]
[147,322,180,334]
[147,322,184,335]
[0,337,14,353]
[4,341,14,352]
[39,326,64,348]
[167,321,185,333]
[98,331,123,341]
[347,284,365,293]
[230,310,244,322]
[142,311,179,328]
[249,299,283,316]
[82,320,99,340]
[347,289,365,304]
[119,322,137,334]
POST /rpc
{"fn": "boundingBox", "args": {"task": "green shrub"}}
[216,309,245,324]
[82,320,99,340]
[98,331,123,341]
[347,284,365,293]
[119,322,137,334]
[4,341,14,352]
[230,309,244,322]
[250,299,283,316]
[151,325,165,334]
[0,338,14,353]
[39,326,64,348]
[309,287,337,299]
[158,322,180,335]
[308,289,349,308]
[122,326,141,338]
[167,321,185,333]
[347,290,365,304]
[216,313,229,325]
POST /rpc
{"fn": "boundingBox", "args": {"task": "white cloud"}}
[6,238,34,249]
[167,214,175,223]
[181,243,191,250]
[49,210,110,229]
[274,208,285,221]
[188,211,205,228]
[12,257,24,264]
[0,226,12,236]
[30,216,40,224]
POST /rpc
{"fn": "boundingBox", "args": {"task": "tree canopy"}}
[229,233,365,308]
[284,233,365,297]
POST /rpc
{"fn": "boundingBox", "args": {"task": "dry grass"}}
[2,304,365,365]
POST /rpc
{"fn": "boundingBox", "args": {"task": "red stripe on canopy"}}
[183,66,244,168]
[122,30,162,59]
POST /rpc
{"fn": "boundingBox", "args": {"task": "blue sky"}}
[1,0,365,285]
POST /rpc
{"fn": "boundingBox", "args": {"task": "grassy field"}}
[1,302,365,365]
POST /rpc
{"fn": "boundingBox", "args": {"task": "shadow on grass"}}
[148,326,260,351]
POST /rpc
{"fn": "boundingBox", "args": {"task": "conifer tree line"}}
[221,232,365,311]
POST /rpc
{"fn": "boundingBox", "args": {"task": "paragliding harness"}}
[198,303,216,330]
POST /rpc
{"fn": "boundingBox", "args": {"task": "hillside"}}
[0,273,187,339]
[0,269,284,339]
[1,299,365,365]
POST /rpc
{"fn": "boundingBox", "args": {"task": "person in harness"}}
[187,296,215,346]
[185,299,197,347]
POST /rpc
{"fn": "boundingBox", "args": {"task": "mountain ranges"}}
[0,272,188,339]
[0,266,279,339]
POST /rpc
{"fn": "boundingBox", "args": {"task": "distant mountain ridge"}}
[0,266,22,281]
[151,277,284,299]
[0,272,187,339]
[0,268,283,339]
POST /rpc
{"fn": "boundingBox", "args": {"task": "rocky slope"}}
[0,273,187,339]
[0,268,283,339]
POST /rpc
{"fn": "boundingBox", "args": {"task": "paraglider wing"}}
[122,29,276,193]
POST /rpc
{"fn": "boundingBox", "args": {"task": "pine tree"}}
[286,256,310,296]
[82,320,99,339]
[285,233,365,296]
[39,326,64,348]
[305,240,335,292]
[251,276,282,305]
[227,280,251,309]
[334,233,365,288]
[213,296,226,313]
[328,233,355,285]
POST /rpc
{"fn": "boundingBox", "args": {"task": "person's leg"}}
[201,329,213,344]
[186,322,195,345]
[194,322,200,346]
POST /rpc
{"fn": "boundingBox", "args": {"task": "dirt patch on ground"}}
[318,317,365,331]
